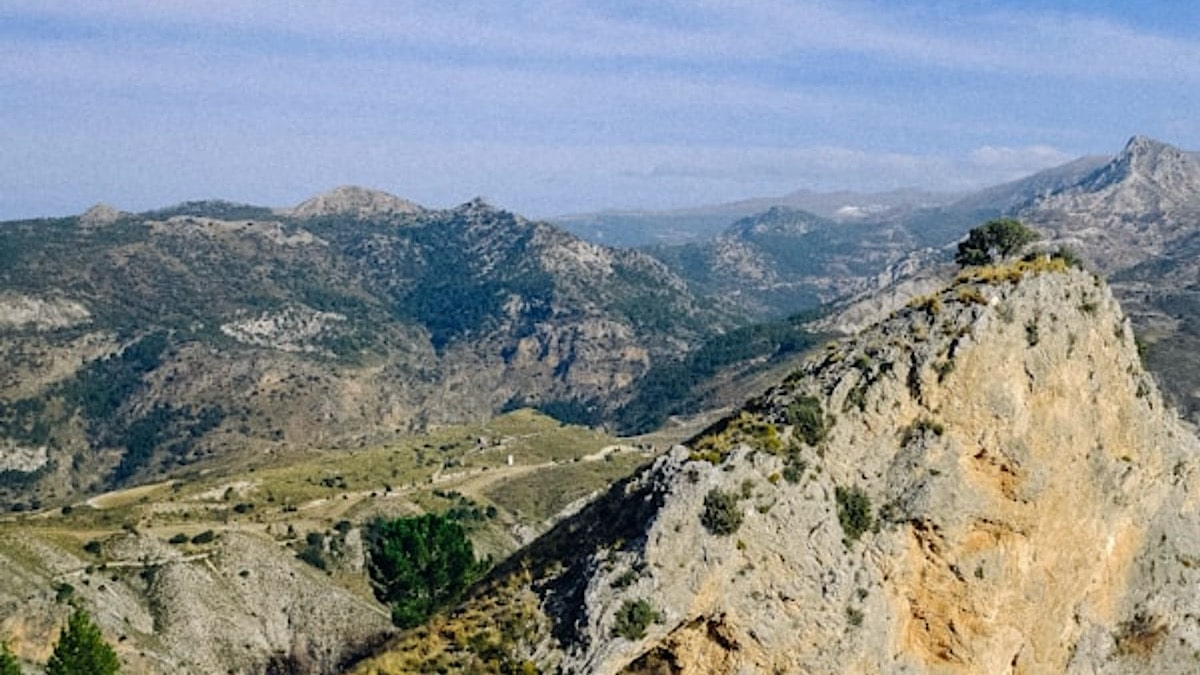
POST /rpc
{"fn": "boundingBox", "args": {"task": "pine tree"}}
[0,642,20,675]
[46,607,120,675]
[365,514,486,628]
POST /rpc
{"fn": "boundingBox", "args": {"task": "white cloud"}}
[6,0,1200,83]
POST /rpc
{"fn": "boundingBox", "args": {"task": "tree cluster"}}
[365,513,488,628]
[955,218,1040,267]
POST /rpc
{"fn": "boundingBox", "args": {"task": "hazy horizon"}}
[3,1,1198,220]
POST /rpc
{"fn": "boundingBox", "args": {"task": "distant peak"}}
[1123,134,1167,152]
[79,202,124,226]
[1115,134,1196,166]
[457,196,494,211]
[452,197,509,219]
[288,186,423,219]
[1079,135,1196,190]
[1117,134,1181,161]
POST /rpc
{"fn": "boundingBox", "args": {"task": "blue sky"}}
[2,1,1199,219]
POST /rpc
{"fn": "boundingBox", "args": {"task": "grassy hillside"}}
[0,410,655,672]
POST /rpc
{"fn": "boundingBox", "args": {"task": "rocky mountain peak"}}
[1122,133,1176,159]
[726,206,824,238]
[287,185,423,219]
[355,263,1200,673]
[78,202,124,226]
[1020,136,1200,273]
[453,196,500,216]
[1083,134,1200,190]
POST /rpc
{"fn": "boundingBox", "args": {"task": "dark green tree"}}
[46,607,120,675]
[955,219,1040,267]
[365,514,486,628]
[0,642,21,675]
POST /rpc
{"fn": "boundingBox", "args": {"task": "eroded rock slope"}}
[357,262,1200,674]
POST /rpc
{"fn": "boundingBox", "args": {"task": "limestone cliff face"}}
[431,264,1200,674]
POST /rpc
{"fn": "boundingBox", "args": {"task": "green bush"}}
[1053,246,1083,268]
[1025,320,1040,347]
[900,418,945,446]
[297,540,328,571]
[0,642,19,675]
[835,485,873,543]
[700,489,743,536]
[782,458,807,484]
[785,395,829,446]
[167,533,188,545]
[190,530,215,545]
[612,598,660,640]
[687,448,723,465]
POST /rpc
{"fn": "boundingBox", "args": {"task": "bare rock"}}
[79,203,124,226]
[448,266,1200,674]
[287,186,424,219]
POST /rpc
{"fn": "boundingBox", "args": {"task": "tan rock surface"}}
[452,265,1200,674]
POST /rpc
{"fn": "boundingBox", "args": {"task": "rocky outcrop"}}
[287,186,424,219]
[79,203,125,227]
[1009,136,1200,425]
[0,530,391,674]
[362,264,1200,674]
[0,294,91,332]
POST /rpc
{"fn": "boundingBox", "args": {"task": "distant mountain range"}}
[816,135,1200,422]
[7,136,1200,674]
[551,188,955,248]
[640,151,1110,320]
[0,191,723,504]
[567,134,1200,423]
[4,135,1200,509]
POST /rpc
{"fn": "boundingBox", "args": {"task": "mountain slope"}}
[0,410,644,674]
[816,136,1200,424]
[0,190,720,505]
[1013,135,1200,421]
[352,262,1200,674]
[1021,135,1200,272]
[552,189,953,247]
[643,157,1117,322]
[649,206,937,318]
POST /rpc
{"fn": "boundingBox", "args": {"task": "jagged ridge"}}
[353,263,1200,674]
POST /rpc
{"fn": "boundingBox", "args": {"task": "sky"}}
[2,1,1200,220]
